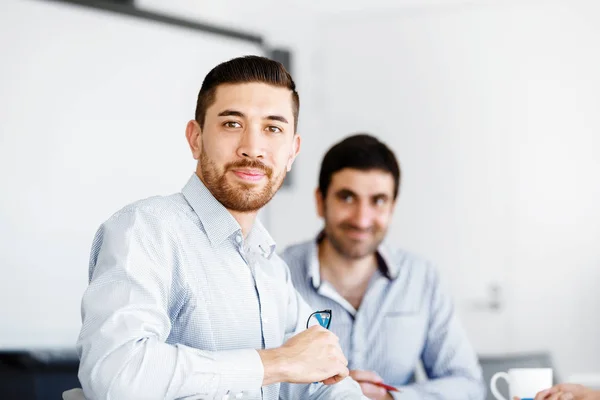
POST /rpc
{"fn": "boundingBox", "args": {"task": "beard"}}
[324,219,386,260]
[199,148,285,212]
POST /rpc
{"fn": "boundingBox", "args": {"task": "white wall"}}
[508,0,600,376]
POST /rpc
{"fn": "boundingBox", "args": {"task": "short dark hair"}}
[195,55,299,131]
[318,133,401,199]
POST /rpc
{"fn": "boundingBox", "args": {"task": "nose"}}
[236,125,265,160]
[351,202,374,229]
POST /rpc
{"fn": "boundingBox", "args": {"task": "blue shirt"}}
[282,238,486,400]
[76,174,365,400]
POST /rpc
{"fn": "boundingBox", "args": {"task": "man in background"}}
[76,56,366,400]
[282,133,485,399]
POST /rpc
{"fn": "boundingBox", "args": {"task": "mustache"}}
[226,159,273,177]
[339,223,374,233]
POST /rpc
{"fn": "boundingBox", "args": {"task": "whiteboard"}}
[0,0,264,349]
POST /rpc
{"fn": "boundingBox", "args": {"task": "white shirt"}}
[76,174,365,400]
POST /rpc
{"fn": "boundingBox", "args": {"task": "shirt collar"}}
[307,231,401,290]
[181,173,276,257]
[307,238,322,289]
[246,217,277,259]
[377,244,401,279]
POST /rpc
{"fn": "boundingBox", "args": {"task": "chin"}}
[344,250,371,260]
[230,178,266,190]
[345,242,376,257]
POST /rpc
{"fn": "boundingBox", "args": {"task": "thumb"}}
[350,369,383,383]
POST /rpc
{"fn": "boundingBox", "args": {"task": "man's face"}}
[317,168,396,259]
[187,82,300,212]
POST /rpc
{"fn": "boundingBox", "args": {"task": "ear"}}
[286,133,302,172]
[185,120,202,160]
[315,187,325,218]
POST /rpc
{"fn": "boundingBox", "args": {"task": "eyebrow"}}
[266,115,289,124]
[217,109,289,124]
[336,188,390,200]
[335,188,357,197]
[218,110,244,118]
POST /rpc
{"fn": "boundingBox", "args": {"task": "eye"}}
[223,121,242,129]
[266,125,282,133]
[374,197,387,206]
[342,195,354,204]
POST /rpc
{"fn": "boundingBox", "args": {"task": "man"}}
[282,134,485,400]
[76,56,366,400]
[516,384,600,400]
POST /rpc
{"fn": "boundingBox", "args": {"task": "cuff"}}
[214,349,264,395]
[309,377,369,400]
[391,386,421,400]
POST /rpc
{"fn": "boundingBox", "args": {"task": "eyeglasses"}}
[306,309,332,329]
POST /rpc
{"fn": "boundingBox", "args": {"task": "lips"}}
[232,169,266,182]
[339,224,374,240]
[344,229,371,240]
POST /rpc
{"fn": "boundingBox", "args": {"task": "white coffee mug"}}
[490,368,553,400]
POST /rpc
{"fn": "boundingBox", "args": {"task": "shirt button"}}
[235,235,242,244]
[263,318,269,324]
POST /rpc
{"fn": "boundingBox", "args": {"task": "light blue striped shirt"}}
[76,174,365,400]
[282,238,486,400]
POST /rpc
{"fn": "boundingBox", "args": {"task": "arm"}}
[390,266,485,400]
[77,209,264,400]
[278,265,367,400]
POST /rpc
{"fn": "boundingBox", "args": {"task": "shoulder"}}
[103,193,192,227]
[279,240,316,289]
[279,240,314,277]
[93,193,197,249]
[382,244,441,286]
[280,240,313,266]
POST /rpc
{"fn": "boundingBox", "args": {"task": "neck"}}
[318,237,378,308]
[229,209,257,237]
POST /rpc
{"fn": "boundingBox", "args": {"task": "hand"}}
[513,384,600,400]
[350,370,394,400]
[259,325,349,386]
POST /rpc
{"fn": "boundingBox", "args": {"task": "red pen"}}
[357,381,400,392]
[373,381,400,392]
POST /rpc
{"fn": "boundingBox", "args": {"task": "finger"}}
[332,346,348,367]
[338,364,350,379]
[546,392,566,400]
[535,389,553,400]
[555,384,585,396]
[359,382,387,399]
[307,325,330,335]
[323,375,344,385]
[321,330,340,344]
[298,325,324,339]
[351,369,383,383]
[322,368,349,385]
[321,359,349,385]
[327,361,349,380]
[324,343,347,369]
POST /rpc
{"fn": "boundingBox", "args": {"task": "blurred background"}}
[1,0,599,398]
